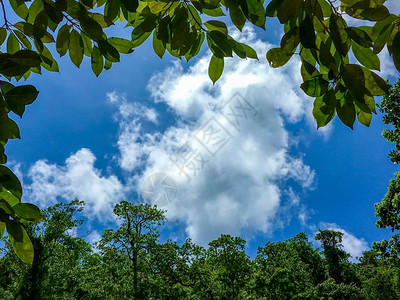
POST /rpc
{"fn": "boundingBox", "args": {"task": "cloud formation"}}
[26,148,125,221]
[113,26,316,245]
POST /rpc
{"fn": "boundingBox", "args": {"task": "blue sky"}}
[6,2,400,259]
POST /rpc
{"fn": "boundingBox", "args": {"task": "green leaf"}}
[9,0,28,19]
[0,199,15,217]
[27,0,44,24]
[203,7,225,17]
[336,92,356,129]
[300,75,329,97]
[281,27,300,53]
[246,0,266,29]
[108,37,134,54]
[4,85,39,117]
[13,203,41,221]
[313,90,336,128]
[81,33,93,57]
[0,191,20,207]
[9,50,41,67]
[363,69,389,96]
[392,31,400,73]
[299,15,316,49]
[40,46,59,72]
[80,16,104,41]
[351,41,380,70]
[14,31,31,49]
[131,30,152,48]
[0,222,5,237]
[208,54,224,84]
[345,27,372,48]
[329,14,350,57]
[266,47,292,68]
[105,0,121,21]
[98,40,120,62]
[207,31,232,58]
[266,0,283,17]
[229,3,246,31]
[56,24,71,57]
[153,33,166,59]
[204,21,228,35]
[7,220,34,266]
[355,100,372,126]
[121,0,138,13]
[33,10,48,39]
[240,43,257,59]
[91,46,104,76]
[0,166,22,200]
[69,29,84,67]
[7,34,20,54]
[340,64,365,101]
[0,28,7,45]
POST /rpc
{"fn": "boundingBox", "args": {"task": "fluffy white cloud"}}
[26,148,125,221]
[113,26,316,245]
[319,223,369,260]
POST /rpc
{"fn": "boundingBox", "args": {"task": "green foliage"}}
[1,201,399,299]
[0,0,399,264]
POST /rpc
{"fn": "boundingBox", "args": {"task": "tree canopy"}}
[1,199,400,299]
[0,0,399,264]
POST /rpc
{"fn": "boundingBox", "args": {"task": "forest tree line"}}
[0,198,399,300]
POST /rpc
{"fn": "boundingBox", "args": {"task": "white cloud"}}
[319,222,369,260]
[26,148,125,221]
[113,26,317,245]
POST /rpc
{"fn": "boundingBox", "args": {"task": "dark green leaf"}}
[121,0,138,13]
[9,50,41,67]
[33,10,48,39]
[98,40,120,62]
[392,31,400,73]
[4,85,39,117]
[313,90,336,128]
[13,203,41,221]
[0,166,22,200]
[345,27,372,48]
[336,92,356,129]
[300,75,329,97]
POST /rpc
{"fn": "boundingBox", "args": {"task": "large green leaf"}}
[392,31,400,73]
[69,30,84,67]
[208,54,224,84]
[4,85,39,117]
[300,75,329,97]
[7,220,34,266]
[313,90,336,128]
[336,92,356,129]
[266,47,292,68]
[91,46,104,76]
[351,41,380,70]
[108,37,134,54]
[153,33,166,59]
[0,166,22,200]
[56,24,71,57]
[13,203,41,221]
